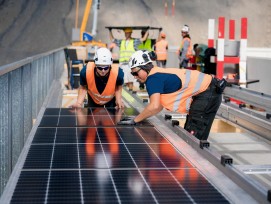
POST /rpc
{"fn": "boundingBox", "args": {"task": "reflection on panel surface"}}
[11,108,229,203]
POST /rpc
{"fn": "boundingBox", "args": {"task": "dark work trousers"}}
[184,78,222,140]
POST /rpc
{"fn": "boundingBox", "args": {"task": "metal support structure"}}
[91,0,98,37]
[218,102,271,141]
[223,85,271,113]
[0,48,65,196]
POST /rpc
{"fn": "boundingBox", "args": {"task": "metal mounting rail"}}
[122,88,270,204]
[223,85,271,113]
[217,102,271,141]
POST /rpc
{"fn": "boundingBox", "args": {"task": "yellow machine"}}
[71,0,106,47]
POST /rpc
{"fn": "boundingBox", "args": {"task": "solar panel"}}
[10,108,230,203]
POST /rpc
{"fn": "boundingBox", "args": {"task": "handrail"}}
[0,47,65,76]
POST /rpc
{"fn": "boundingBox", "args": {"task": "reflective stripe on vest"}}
[155,39,168,60]
[119,39,135,62]
[180,37,193,59]
[138,39,152,51]
[148,67,212,113]
[86,62,118,105]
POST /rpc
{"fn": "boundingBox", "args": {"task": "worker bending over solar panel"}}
[71,47,124,108]
[118,50,227,140]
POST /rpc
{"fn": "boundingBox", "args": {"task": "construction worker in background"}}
[154,31,168,68]
[118,50,227,141]
[109,27,149,91]
[71,47,124,108]
[138,28,156,51]
[177,25,193,69]
[193,43,208,72]
[137,28,156,90]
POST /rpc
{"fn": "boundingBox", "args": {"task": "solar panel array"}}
[10,108,229,203]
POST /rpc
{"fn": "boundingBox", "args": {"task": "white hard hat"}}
[181,25,189,33]
[94,47,113,65]
[129,50,152,69]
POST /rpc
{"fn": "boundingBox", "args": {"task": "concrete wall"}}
[247,57,271,95]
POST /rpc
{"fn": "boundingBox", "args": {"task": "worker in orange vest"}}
[154,31,168,68]
[71,47,124,108]
[177,25,193,69]
[118,50,227,140]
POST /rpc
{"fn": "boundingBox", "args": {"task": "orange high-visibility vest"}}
[86,62,118,105]
[155,39,168,60]
[148,67,212,113]
[180,37,193,59]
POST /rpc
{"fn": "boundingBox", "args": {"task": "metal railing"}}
[0,48,65,196]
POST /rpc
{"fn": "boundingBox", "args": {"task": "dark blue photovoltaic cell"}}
[125,144,165,168]
[55,128,77,143]
[23,145,53,169]
[92,115,115,126]
[101,144,136,168]
[77,128,99,144]
[39,116,59,127]
[111,170,156,203]
[32,128,56,143]
[143,169,193,203]
[170,169,229,203]
[136,127,170,144]
[78,144,107,169]
[97,128,122,143]
[77,116,96,126]
[10,171,49,204]
[52,145,79,169]
[155,143,194,168]
[58,116,77,127]
[48,171,81,203]
[116,127,146,143]
[81,170,119,204]
[44,108,60,115]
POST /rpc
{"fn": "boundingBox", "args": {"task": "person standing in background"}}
[193,43,208,72]
[177,25,193,69]
[109,27,149,91]
[154,31,168,68]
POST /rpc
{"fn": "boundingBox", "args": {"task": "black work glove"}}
[117,117,137,125]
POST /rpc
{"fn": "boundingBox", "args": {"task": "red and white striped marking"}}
[208,19,215,48]
[239,18,248,83]
[208,17,248,81]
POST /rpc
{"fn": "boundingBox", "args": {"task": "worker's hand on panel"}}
[117,116,137,125]
[115,99,124,109]
[70,102,83,108]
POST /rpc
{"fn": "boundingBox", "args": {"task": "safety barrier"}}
[0,48,65,196]
[208,17,248,81]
